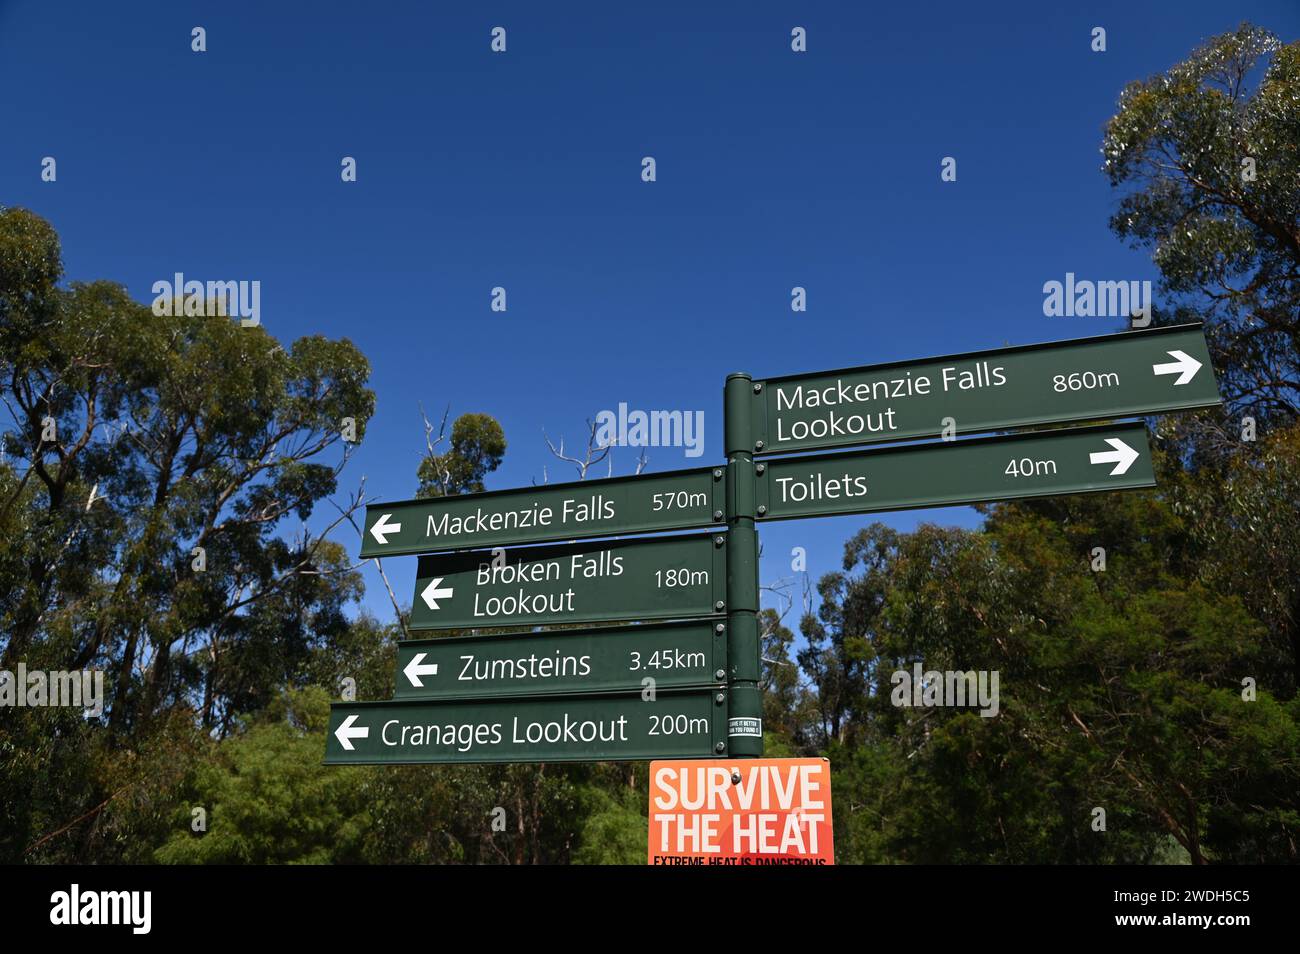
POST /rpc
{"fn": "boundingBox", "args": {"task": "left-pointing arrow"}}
[369,513,402,545]
[335,714,369,751]
[403,652,440,687]
[421,577,454,610]
[1089,437,1140,476]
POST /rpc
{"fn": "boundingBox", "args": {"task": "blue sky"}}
[3,0,1297,630]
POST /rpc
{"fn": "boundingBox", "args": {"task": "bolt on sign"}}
[408,532,727,631]
[751,323,1219,456]
[648,758,834,866]
[360,465,721,558]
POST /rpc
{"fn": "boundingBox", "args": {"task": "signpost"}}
[360,466,721,558]
[394,620,725,700]
[757,422,1155,521]
[324,689,727,765]
[329,319,1221,855]
[408,533,727,631]
[751,323,1219,455]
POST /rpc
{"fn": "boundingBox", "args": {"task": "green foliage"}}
[417,412,506,497]
[572,786,648,865]
[1103,24,1300,429]
[808,466,1300,864]
[0,208,376,861]
[155,688,372,864]
[799,526,897,747]
[0,207,377,739]
[760,607,814,752]
[1172,424,1300,694]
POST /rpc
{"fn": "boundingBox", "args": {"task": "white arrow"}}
[421,577,454,610]
[369,512,402,545]
[1089,437,1140,476]
[1152,350,1202,385]
[334,714,368,751]
[403,652,440,687]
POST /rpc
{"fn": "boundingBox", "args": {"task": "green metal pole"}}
[723,373,763,757]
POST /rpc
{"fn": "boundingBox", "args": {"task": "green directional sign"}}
[753,323,1219,455]
[757,422,1155,521]
[330,324,1214,772]
[409,533,726,631]
[324,690,727,764]
[360,466,721,558]
[394,620,724,701]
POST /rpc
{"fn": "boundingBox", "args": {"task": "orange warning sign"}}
[647,758,834,866]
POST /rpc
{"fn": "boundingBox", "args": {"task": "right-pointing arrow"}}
[403,652,440,688]
[335,714,369,751]
[1152,349,1202,385]
[1089,437,1140,476]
